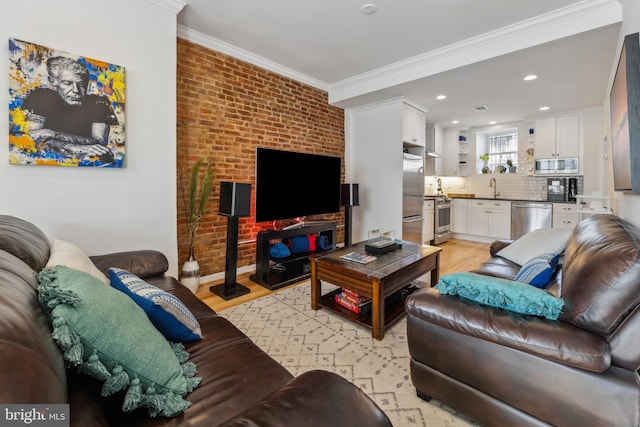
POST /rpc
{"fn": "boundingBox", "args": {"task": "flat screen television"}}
[610,32,640,192]
[255,148,342,223]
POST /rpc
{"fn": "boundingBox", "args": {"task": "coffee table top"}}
[314,240,441,280]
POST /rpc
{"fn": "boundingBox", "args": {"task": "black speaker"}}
[219,182,251,217]
[340,183,360,207]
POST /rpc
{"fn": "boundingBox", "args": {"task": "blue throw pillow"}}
[109,268,202,342]
[515,253,559,288]
[435,272,564,320]
[269,242,291,258]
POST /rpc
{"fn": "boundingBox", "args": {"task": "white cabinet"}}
[552,203,577,230]
[467,199,511,239]
[443,130,459,176]
[403,104,426,147]
[535,114,580,158]
[423,199,435,243]
[452,198,468,234]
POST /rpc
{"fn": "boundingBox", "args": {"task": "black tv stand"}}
[250,221,336,290]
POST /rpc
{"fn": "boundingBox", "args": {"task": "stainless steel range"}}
[434,196,452,244]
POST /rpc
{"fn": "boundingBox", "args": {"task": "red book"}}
[334,294,362,313]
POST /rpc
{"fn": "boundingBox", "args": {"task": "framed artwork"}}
[8,38,125,167]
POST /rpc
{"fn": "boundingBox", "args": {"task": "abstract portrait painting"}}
[8,38,125,167]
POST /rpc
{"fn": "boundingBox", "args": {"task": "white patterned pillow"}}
[46,239,109,284]
[109,268,202,342]
[498,228,572,266]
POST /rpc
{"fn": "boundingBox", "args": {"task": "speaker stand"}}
[210,216,250,300]
[344,205,353,247]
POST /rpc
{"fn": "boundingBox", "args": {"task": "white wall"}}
[346,99,404,242]
[0,0,181,276]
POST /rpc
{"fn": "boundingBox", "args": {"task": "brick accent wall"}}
[176,38,345,277]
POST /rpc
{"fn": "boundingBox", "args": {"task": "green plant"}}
[479,153,490,162]
[186,159,213,259]
[506,159,513,167]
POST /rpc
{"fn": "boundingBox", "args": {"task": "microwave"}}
[535,157,579,175]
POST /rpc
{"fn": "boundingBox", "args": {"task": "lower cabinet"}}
[553,203,578,230]
[467,200,511,239]
[423,199,435,244]
[452,199,468,234]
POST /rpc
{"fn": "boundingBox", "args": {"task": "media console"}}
[250,221,336,290]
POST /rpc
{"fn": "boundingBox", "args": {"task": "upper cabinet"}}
[535,114,581,159]
[402,104,426,147]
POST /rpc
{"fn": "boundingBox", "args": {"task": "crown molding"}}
[177,25,329,92]
[147,0,186,15]
[329,0,622,106]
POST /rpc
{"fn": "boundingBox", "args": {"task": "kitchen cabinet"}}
[535,114,581,159]
[403,104,426,147]
[552,203,578,230]
[423,199,435,243]
[452,198,468,234]
[467,199,511,239]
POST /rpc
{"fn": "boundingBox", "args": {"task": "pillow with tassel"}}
[37,265,201,417]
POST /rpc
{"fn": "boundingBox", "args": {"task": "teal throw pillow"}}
[435,272,564,320]
[515,253,559,288]
[37,266,201,417]
[109,268,202,342]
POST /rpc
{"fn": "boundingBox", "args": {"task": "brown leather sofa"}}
[406,214,640,427]
[0,215,392,427]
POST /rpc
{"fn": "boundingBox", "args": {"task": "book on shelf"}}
[341,289,371,305]
[334,292,371,314]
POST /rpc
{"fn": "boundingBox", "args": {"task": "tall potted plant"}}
[181,159,213,293]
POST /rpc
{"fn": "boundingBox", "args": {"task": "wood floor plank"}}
[196,238,491,312]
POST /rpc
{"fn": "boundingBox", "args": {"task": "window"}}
[478,129,518,173]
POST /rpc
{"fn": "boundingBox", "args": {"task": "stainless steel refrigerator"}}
[402,153,424,243]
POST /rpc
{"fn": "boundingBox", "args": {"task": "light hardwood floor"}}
[196,238,491,312]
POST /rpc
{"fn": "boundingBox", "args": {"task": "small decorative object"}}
[480,153,490,174]
[181,159,213,293]
[507,159,516,173]
[8,38,125,167]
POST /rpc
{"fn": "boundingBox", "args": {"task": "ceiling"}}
[177,0,622,129]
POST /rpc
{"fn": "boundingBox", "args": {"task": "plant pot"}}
[181,249,200,293]
[509,166,517,173]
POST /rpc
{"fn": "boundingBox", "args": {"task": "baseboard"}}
[200,264,256,284]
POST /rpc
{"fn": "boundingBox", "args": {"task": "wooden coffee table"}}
[310,240,441,340]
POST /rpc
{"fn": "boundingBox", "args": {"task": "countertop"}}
[440,195,577,204]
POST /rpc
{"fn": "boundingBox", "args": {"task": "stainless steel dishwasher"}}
[511,202,553,240]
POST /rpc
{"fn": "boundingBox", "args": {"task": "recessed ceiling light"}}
[361,3,377,15]
[539,106,550,111]
[489,121,497,125]
[436,94,446,100]
[451,120,459,124]
[524,74,538,81]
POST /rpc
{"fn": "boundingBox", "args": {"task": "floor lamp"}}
[210,182,251,300]
[341,183,360,247]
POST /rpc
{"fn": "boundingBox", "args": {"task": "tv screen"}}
[610,32,640,192]
[255,148,342,223]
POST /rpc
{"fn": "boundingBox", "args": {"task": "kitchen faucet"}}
[437,178,443,195]
[489,177,500,199]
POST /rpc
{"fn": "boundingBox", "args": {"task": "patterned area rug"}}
[220,282,476,427]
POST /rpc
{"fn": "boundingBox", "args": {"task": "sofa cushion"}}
[46,239,109,284]
[497,228,571,266]
[37,266,201,417]
[515,253,559,288]
[109,268,202,342]
[0,215,51,271]
[560,215,640,334]
[435,272,564,320]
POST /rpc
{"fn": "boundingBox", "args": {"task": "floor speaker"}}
[219,182,251,217]
[211,182,251,300]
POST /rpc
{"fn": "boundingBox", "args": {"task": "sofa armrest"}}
[220,370,392,427]
[406,288,610,373]
[90,250,168,279]
[489,239,513,257]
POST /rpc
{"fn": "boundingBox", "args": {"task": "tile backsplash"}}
[425,174,583,201]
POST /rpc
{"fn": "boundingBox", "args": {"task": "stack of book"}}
[334,289,371,314]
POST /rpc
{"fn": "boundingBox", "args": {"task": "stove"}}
[434,196,452,244]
